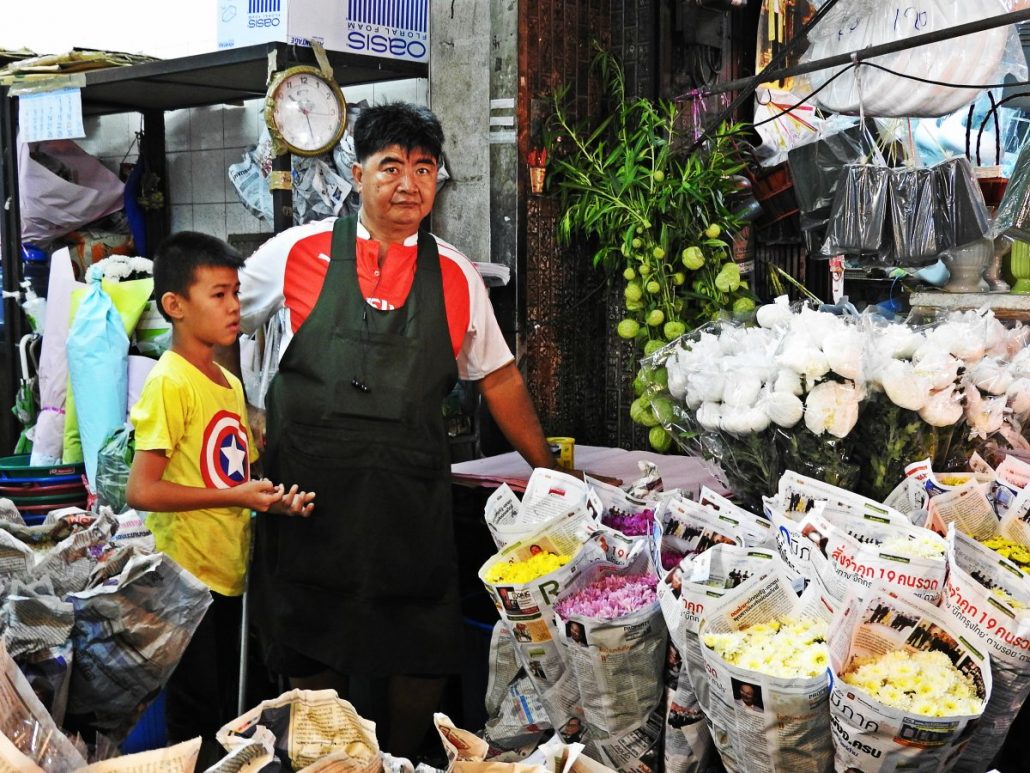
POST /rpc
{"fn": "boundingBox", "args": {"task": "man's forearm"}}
[478,362,556,470]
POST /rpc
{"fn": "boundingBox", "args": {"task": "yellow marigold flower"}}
[485,552,571,584]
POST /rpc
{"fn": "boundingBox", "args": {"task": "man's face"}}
[739,684,755,706]
[353,144,438,238]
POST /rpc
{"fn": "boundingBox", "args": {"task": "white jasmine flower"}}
[722,374,763,407]
[688,371,725,404]
[805,380,861,438]
[778,338,831,381]
[774,368,804,396]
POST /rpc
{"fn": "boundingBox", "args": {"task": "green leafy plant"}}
[548,49,754,443]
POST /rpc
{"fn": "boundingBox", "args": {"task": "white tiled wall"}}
[75,78,429,244]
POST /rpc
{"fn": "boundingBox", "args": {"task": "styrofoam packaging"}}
[216,0,430,63]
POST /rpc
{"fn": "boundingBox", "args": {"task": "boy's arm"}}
[126,449,284,513]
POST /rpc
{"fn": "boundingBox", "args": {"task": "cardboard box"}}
[217,0,429,63]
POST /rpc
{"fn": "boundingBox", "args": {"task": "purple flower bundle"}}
[555,573,659,621]
[601,508,655,537]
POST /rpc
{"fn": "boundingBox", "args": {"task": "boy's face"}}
[162,265,241,348]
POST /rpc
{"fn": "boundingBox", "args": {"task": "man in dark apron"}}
[240,103,557,758]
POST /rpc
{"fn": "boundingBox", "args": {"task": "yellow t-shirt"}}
[130,350,259,596]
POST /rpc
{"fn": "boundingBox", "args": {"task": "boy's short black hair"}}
[153,231,244,322]
[353,102,444,163]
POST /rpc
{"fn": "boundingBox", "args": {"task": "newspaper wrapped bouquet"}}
[640,300,1030,509]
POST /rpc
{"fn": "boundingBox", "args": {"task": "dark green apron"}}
[252,214,463,677]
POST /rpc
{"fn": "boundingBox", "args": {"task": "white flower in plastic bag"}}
[918,385,964,427]
[721,374,763,407]
[804,380,861,438]
[687,370,725,404]
[1010,345,1030,379]
[822,328,864,381]
[667,359,689,402]
[881,359,933,411]
[1006,377,1030,417]
[931,321,986,364]
[697,401,723,431]
[719,406,770,435]
[791,306,843,348]
[964,384,1007,438]
[879,325,922,360]
[986,316,1009,358]
[777,337,831,381]
[912,349,961,391]
[762,390,805,428]
[756,302,792,329]
[774,368,804,396]
[970,357,1013,396]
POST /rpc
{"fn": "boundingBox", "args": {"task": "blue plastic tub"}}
[121,691,167,754]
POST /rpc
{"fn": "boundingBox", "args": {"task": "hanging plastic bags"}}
[66,271,130,487]
[96,425,135,514]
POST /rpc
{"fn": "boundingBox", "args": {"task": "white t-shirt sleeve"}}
[238,229,291,336]
[438,241,514,380]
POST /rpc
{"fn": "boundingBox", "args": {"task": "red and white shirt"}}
[239,216,514,380]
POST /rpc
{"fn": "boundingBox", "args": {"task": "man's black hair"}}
[153,231,244,322]
[353,102,444,163]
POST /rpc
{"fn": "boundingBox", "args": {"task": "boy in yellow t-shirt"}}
[127,232,314,764]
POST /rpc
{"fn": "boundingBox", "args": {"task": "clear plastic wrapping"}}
[994,137,1030,241]
[95,425,134,515]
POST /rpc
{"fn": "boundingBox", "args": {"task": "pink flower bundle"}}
[601,508,655,536]
[661,547,686,571]
[555,573,659,621]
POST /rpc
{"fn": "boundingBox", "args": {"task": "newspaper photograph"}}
[804,510,947,606]
[697,568,834,773]
[205,726,278,773]
[217,689,381,773]
[942,527,1030,772]
[828,586,991,772]
[658,495,743,568]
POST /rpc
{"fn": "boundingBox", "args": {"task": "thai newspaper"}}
[217,689,381,773]
[65,552,212,740]
[481,622,551,758]
[484,469,602,549]
[801,509,947,607]
[776,471,907,523]
[696,567,836,773]
[940,525,1030,772]
[0,638,87,771]
[478,515,611,731]
[551,534,665,772]
[658,494,747,569]
[828,585,991,772]
[657,545,779,773]
[694,487,774,548]
[925,479,1002,542]
[990,455,1030,519]
[886,458,996,524]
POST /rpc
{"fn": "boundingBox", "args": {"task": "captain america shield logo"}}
[200,410,249,489]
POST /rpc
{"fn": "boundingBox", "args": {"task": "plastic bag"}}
[994,137,1030,241]
[66,274,130,486]
[787,118,875,245]
[889,166,941,265]
[17,138,125,245]
[95,425,134,515]
[804,0,1024,118]
[820,164,890,256]
[934,156,991,248]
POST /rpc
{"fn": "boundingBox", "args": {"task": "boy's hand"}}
[236,478,284,512]
[268,484,316,518]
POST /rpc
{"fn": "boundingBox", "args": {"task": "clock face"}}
[269,70,345,155]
